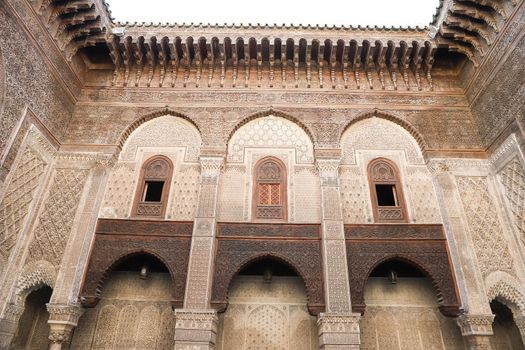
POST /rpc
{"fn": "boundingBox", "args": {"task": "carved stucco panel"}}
[341,117,424,165]
[217,165,246,222]
[0,8,73,164]
[27,168,89,266]
[498,157,525,244]
[100,162,135,219]
[0,147,46,260]
[185,237,213,309]
[405,166,442,224]
[324,240,351,313]
[227,116,314,164]
[120,115,201,162]
[340,166,370,224]
[293,166,321,223]
[456,176,514,277]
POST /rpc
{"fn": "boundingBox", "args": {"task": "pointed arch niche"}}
[216,257,319,350]
[100,114,201,220]
[71,253,175,349]
[340,116,441,225]
[360,259,465,349]
[220,114,319,223]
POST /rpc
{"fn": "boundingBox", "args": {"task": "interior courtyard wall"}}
[0,4,74,180]
[99,115,201,221]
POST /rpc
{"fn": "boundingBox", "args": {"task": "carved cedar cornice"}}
[436,0,521,67]
[106,33,438,91]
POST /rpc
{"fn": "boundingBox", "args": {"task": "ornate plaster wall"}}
[216,276,318,350]
[469,7,525,147]
[218,115,321,223]
[99,115,201,220]
[70,271,175,350]
[360,278,466,350]
[340,117,442,224]
[0,5,74,172]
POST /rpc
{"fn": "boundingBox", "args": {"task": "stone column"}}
[457,314,495,350]
[0,303,24,349]
[46,303,83,350]
[316,154,361,350]
[174,155,223,350]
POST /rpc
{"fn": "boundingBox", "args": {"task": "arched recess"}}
[252,156,288,220]
[80,246,188,308]
[486,272,525,316]
[211,252,324,315]
[360,258,464,349]
[216,256,319,350]
[226,109,316,147]
[101,111,202,220]
[14,260,56,305]
[340,109,427,153]
[349,254,460,317]
[73,252,176,350]
[116,108,201,156]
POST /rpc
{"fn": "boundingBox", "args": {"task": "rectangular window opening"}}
[375,184,397,206]
[143,181,164,202]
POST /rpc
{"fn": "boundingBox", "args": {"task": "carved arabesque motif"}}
[340,166,369,224]
[27,168,88,266]
[227,116,314,164]
[341,117,424,165]
[0,9,73,164]
[119,115,201,162]
[0,147,46,258]
[498,157,525,243]
[405,166,442,224]
[456,176,514,276]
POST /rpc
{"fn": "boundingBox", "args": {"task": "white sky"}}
[106,0,439,27]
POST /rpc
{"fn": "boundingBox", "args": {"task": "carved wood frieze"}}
[217,222,320,238]
[345,224,460,317]
[211,237,324,315]
[80,218,192,308]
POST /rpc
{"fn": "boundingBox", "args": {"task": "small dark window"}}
[132,155,173,218]
[143,181,164,202]
[375,184,397,206]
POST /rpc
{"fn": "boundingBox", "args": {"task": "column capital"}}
[46,303,84,326]
[317,312,361,349]
[174,309,218,349]
[456,314,494,336]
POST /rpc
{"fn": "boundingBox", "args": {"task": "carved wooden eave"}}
[103,25,437,90]
[37,0,113,61]
[434,0,521,67]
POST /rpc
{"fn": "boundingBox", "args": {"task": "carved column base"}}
[46,303,83,350]
[174,309,218,350]
[0,303,24,349]
[317,312,361,350]
[457,314,495,350]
